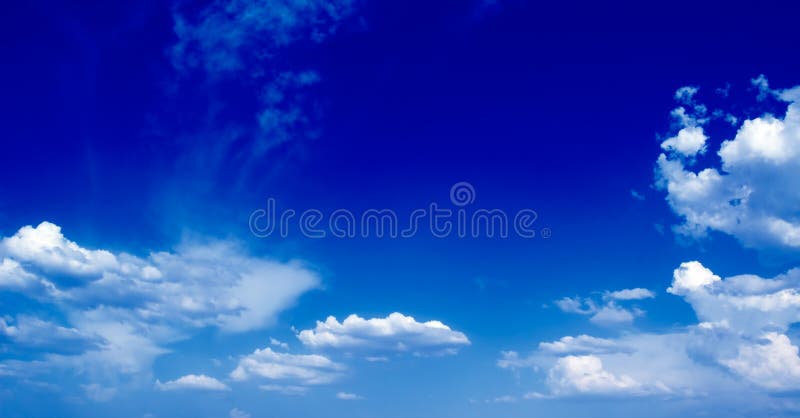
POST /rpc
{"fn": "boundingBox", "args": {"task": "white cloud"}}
[230,347,344,385]
[270,337,289,350]
[0,315,99,353]
[666,261,721,295]
[539,335,628,355]
[589,304,640,326]
[296,312,470,353]
[155,374,230,391]
[722,332,800,390]
[661,126,708,157]
[554,292,648,327]
[336,391,364,400]
[553,296,596,314]
[1,222,119,278]
[0,221,320,393]
[604,288,655,301]
[547,355,641,396]
[655,78,800,250]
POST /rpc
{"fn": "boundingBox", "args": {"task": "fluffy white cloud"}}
[0,221,320,393]
[155,374,230,391]
[547,355,641,396]
[230,347,344,385]
[0,222,119,277]
[661,126,708,157]
[656,78,800,250]
[296,312,470,353]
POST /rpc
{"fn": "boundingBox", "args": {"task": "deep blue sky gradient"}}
[3,1,800,417]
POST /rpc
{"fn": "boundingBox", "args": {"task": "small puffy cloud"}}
[336,391,364,400]
[539,335,629,355]
[660,126,708,157]
[155,374,230,391]
[589,304,640,326]
[296,312,470,353]
[547,355,641,396]
[667,261,722,295]
[230,347,345,385]
[604,288,655,301]
[553,296,597,314]
[655,77,800,250]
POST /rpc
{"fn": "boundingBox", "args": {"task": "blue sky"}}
[3,1,800,417]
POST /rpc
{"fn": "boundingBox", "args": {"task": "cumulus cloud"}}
[230,347,345,385]
[155,374,230,391]
[0,221,319,393]
[547,355,641,396]
[655,78,800,250]
[296,312,470,353]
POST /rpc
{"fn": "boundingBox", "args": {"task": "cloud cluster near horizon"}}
[0,222,471,399]
[502,261,800,398]
[0,221,318,396]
